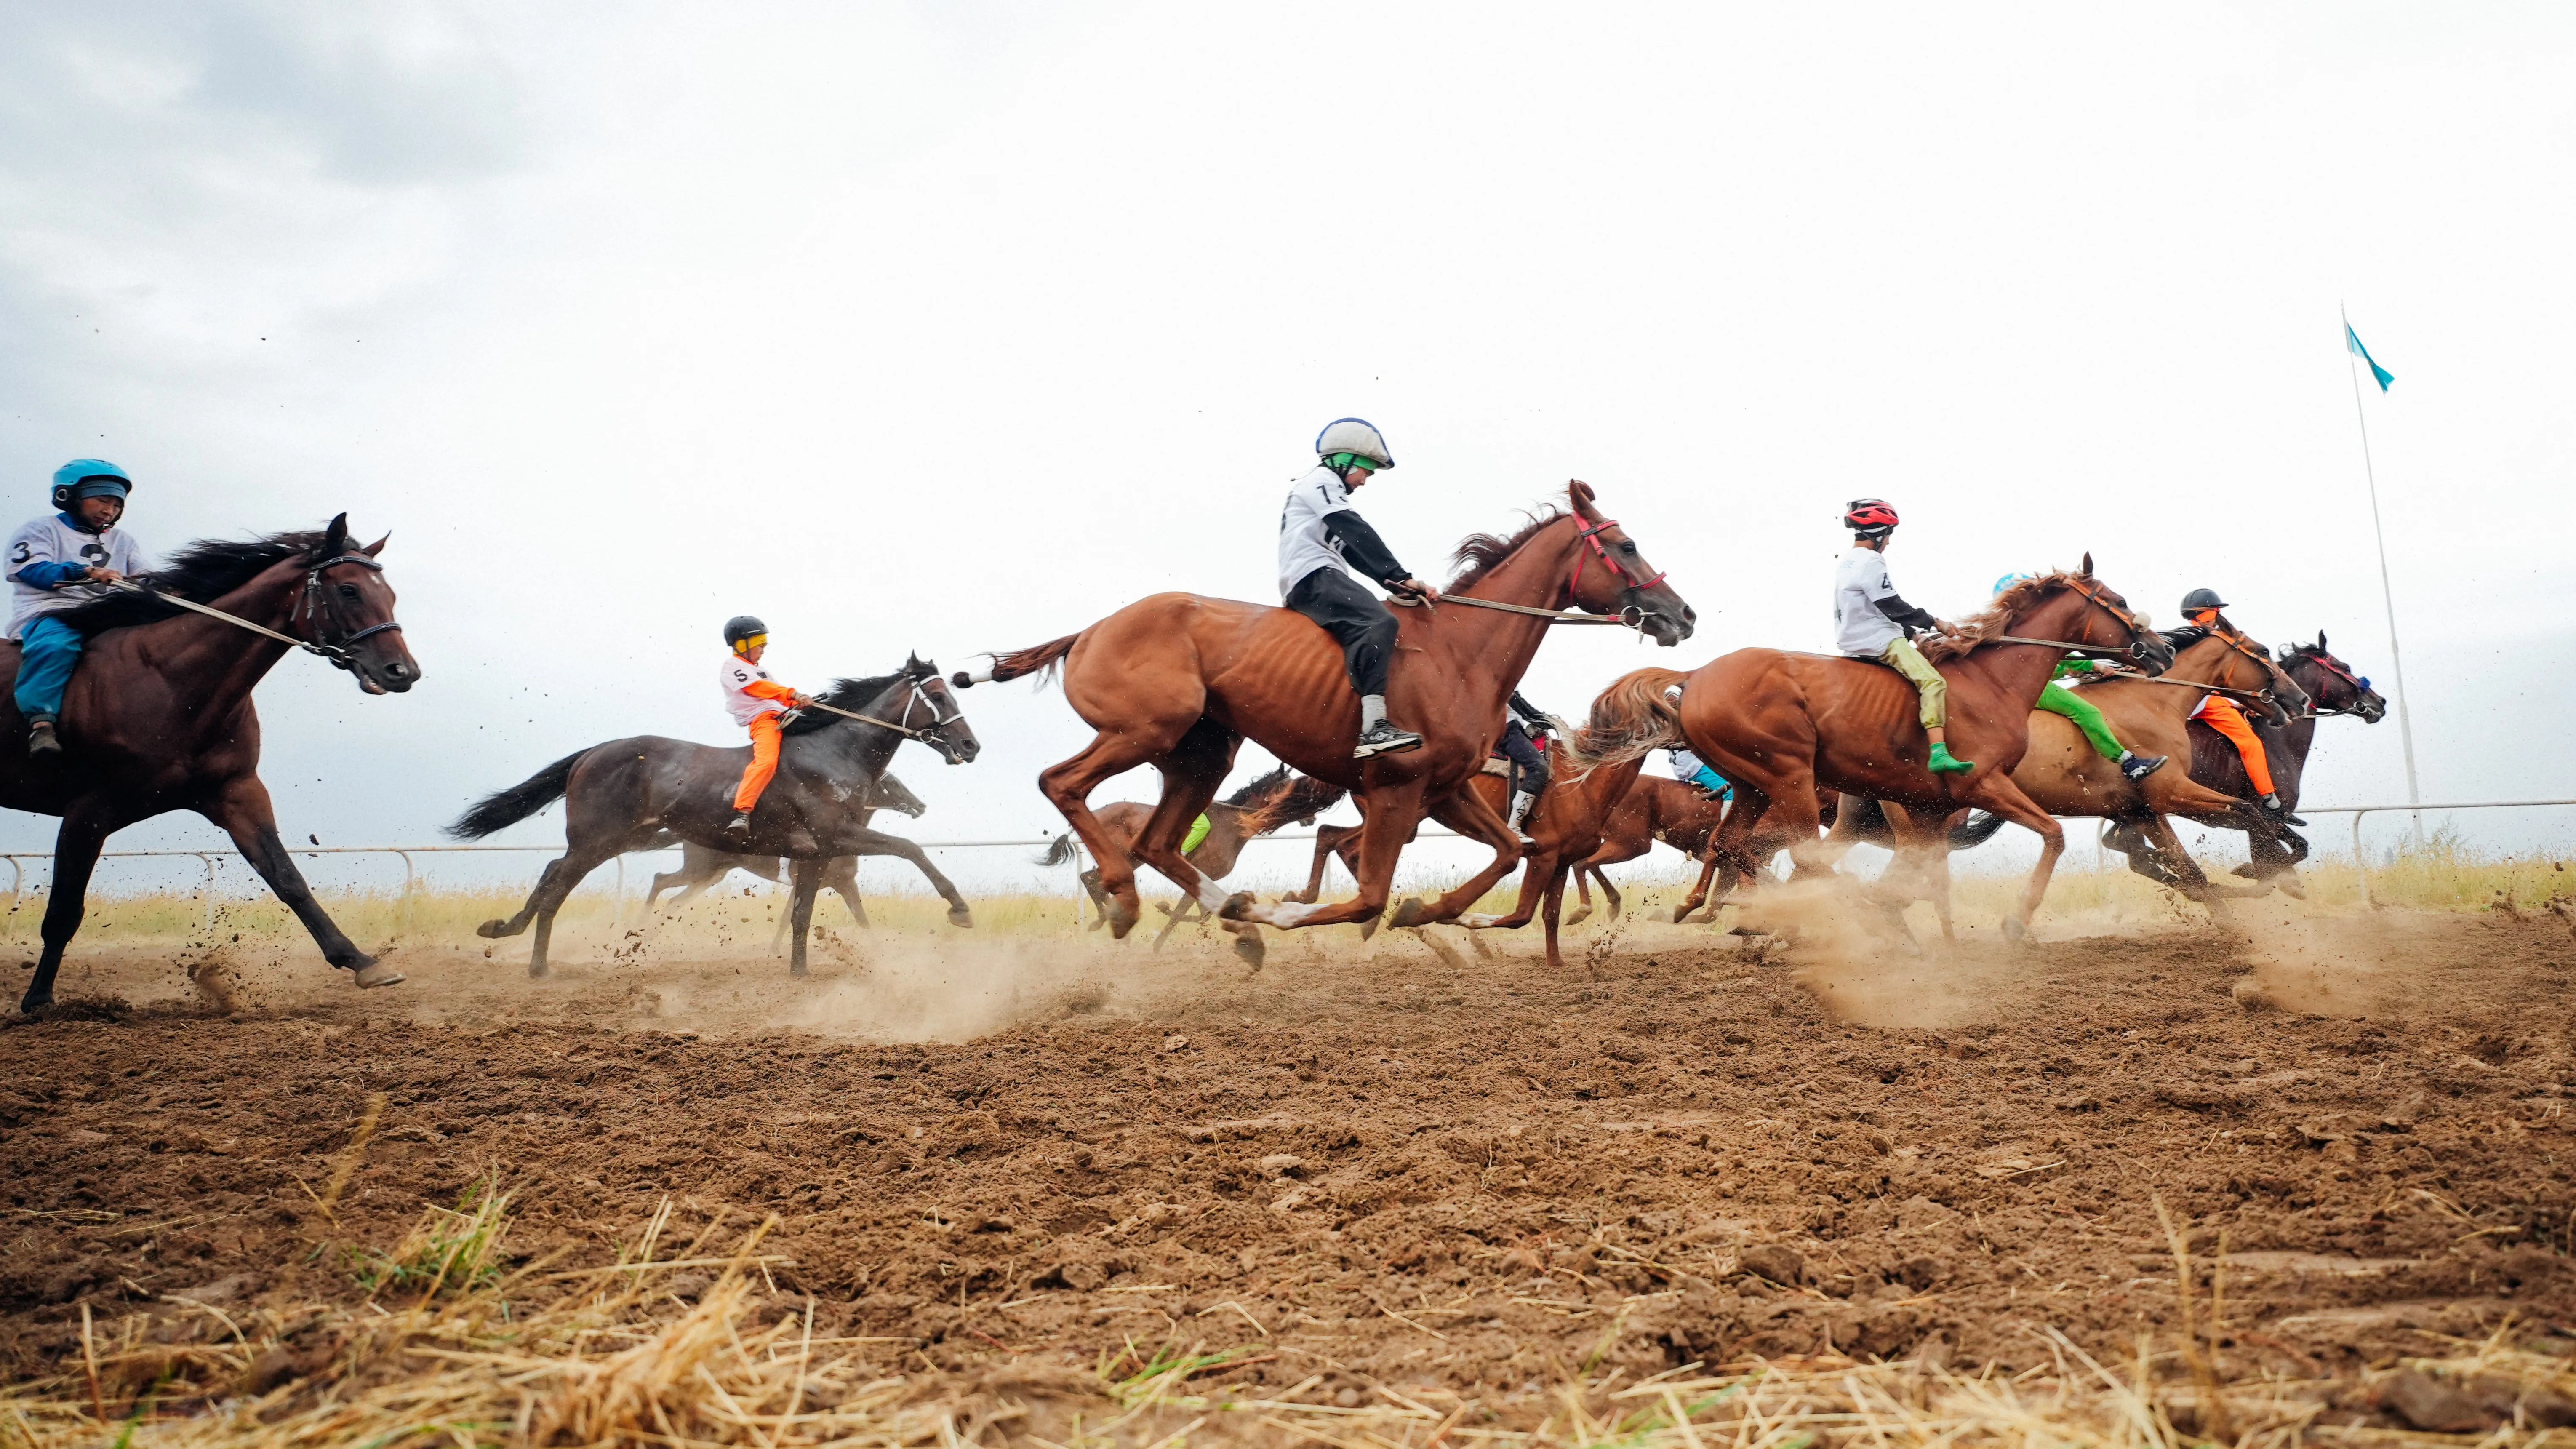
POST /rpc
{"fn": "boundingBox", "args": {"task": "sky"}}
[2,2,2572,900]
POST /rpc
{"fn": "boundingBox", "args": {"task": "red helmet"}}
[1843,498,1899,535]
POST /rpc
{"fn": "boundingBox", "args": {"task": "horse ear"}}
[2080,551,2094,576]
[2316,630,2328,650]
[1568,480,1597,511]
[322,512,349,554]
[907,651,927,674]
[363,533,389,558]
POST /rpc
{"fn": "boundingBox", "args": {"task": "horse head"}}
[2284,631,2387,723]
[870,771,931,818]
[900,654,981,765]
[1992,555,2174,672]
[1563,481,1696,646]
[299,513,418,695]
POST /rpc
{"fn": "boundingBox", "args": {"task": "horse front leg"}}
[199,778,397,986]
[1230,779,1427,932]
[838,828,974,927]
[786,858,825,977]
[1123,723,1258,965]
[1395,785,1524,928]
[20,804,118,1013]
[1951,777,2065,942]
[824,857,868,928]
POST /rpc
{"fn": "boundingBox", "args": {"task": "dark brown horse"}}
[966,482,1693,966]
[451,658,979,978]
[1673,560,2171,941]
[2181,632,2386,891]
[1,516,419,1011]
[639,771,929,932]
[1034,765,1347,948]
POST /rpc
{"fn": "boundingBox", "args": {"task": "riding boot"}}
[727,809,754,835]
[1506,789,1537,846]
[2118,752,2167,782]
[26,716,60,758]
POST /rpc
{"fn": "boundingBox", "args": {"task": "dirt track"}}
[3,899,2573,1420]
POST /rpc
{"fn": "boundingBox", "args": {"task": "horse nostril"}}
[387,663,411,680]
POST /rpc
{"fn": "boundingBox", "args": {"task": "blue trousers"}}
[1686,764,1733,801]
[13,615,84,721]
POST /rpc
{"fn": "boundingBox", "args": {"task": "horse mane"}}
[1232,769,1348,837]
[54,529,329,636]
[779,660,933,737]
[1918,568,2089,663]
[1446,504,1571,593]
[1219,763,1293,810]
[1558,667,1686,771]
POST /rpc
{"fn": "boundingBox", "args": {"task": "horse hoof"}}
[352,962,406,989]
[1387,897,1428,929]
[1563,907,1592,927]
[948,907,975,929]
[2276,872,2307,901]
[790,964,810,979]
[2000,916,2028,944]
[528,962,551,980]
[475,919,510,939]
[1216,891,1256,922]
[1233,932,1266,972]
[1357,914,1382,941]
[17,995,51,1014]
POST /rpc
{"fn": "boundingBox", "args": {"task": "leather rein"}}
[1393,517,1672,631]
[112,552,403,671]
[788,675,967,748]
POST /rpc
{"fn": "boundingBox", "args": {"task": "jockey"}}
[1669,746,1732,801]
[1278,418,1441,758]
[2178,588,2302,825]
[719,616,812,834]
[10,461,151,757]
[1499,690,1555,842]
[1995,573,2165,783]
[1835,500,1972,775]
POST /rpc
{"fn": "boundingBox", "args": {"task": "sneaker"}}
[2119,753,2167,782]
[1926,741,1975,775]
[1352,719,1424,758]
[26,719,59,758]
[726,810,754,834]
[2259,794,2307,827]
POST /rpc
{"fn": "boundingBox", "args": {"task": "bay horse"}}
[965,482,1693,967]
[2,515,418,1012]
[639,771,929,934]
[450,657,979,977]
[2183,632,2385,892]
[1672,560,2171,942]
[1907,624,2308,912]
[1034,765,1347,948]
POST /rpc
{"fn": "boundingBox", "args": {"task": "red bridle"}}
[1570,518,1667,602]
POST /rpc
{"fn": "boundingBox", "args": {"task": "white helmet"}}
[1315,417,1394,471]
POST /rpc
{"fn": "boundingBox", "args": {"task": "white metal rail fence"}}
[2,801,2570,934]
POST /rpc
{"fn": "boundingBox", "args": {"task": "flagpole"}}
[2342,304,2424,846]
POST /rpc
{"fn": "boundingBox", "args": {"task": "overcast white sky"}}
[2,3,2571,895]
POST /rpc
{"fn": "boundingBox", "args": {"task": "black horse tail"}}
[1032,832,1083,867]
[448,751,584,839]
[957,633,1080,688]
[1949,809,2011,851]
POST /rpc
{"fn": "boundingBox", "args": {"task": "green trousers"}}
[2036,680,2125,761]
[1181,813,1212,855]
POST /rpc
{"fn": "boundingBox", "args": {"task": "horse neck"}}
[807,685,915,774]
[1954,592,2093,703]
[2112,638,2248,721]
[1430,521,1584,708]
[149,560,309,717]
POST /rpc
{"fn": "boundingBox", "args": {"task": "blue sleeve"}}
[12,561,93,588]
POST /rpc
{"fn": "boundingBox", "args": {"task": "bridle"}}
[1989,578,2161,663]
[292,554,405,673]
[792,673,972,760]
[1568,518,1672,632]
[2284,648,2376,718]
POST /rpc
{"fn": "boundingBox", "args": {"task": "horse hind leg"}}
[1128,721,1261,966]
[1039,720,1202,939]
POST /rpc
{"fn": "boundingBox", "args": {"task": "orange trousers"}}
[732,711,784,811]
[2193,696,2274,795]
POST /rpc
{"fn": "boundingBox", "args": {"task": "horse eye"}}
[337,584,360,599]
[1619,541,1636,554]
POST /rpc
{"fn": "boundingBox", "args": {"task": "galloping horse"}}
[451,657,979,977]
[1035,765,1347,948]
[1672,560,2171,941]
[2187,632,2386,891]
[1584,779,1841,925]
[640,772,930,931]
[0,516,419,1011]
[967,483,1693,966]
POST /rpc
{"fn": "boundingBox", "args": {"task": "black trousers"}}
[1285,567,1399,698]
[1499,720,1549,797]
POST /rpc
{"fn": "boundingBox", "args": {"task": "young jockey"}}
[1994,573,2166,783]
[719,615,812,833]
[1834,499,1972,774]
[1668,746,1732,801]
[9,460,151,757]
[1278,418,1441,758]
[1499,690,1555,842]
[2177,588,2301,825]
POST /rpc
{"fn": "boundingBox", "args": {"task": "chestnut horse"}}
[1672,560,2171,941]
[0,516,419,1012]
[1583,779,1841,925]
[1034,765,1347,947]
[967,482,1693,966]
[1936,624,2306,908]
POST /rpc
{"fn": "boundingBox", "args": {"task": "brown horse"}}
[1,517,419,1012]
[1582,778,1843,925]
[1930,624,2305,908]
[2177,633,2387,891]
[966,482,1693,966]
[1033,765,1347,947]
[1448,669,1688,969]
[1672,560,2171,942]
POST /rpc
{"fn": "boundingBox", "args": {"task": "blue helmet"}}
[1993,571,2032,596]
[51,459,132,512]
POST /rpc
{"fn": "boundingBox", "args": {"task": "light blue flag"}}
[2345,321,2394,391]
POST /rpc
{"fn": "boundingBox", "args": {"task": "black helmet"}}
[723,615,768,651]
[2179,588,2229,614]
